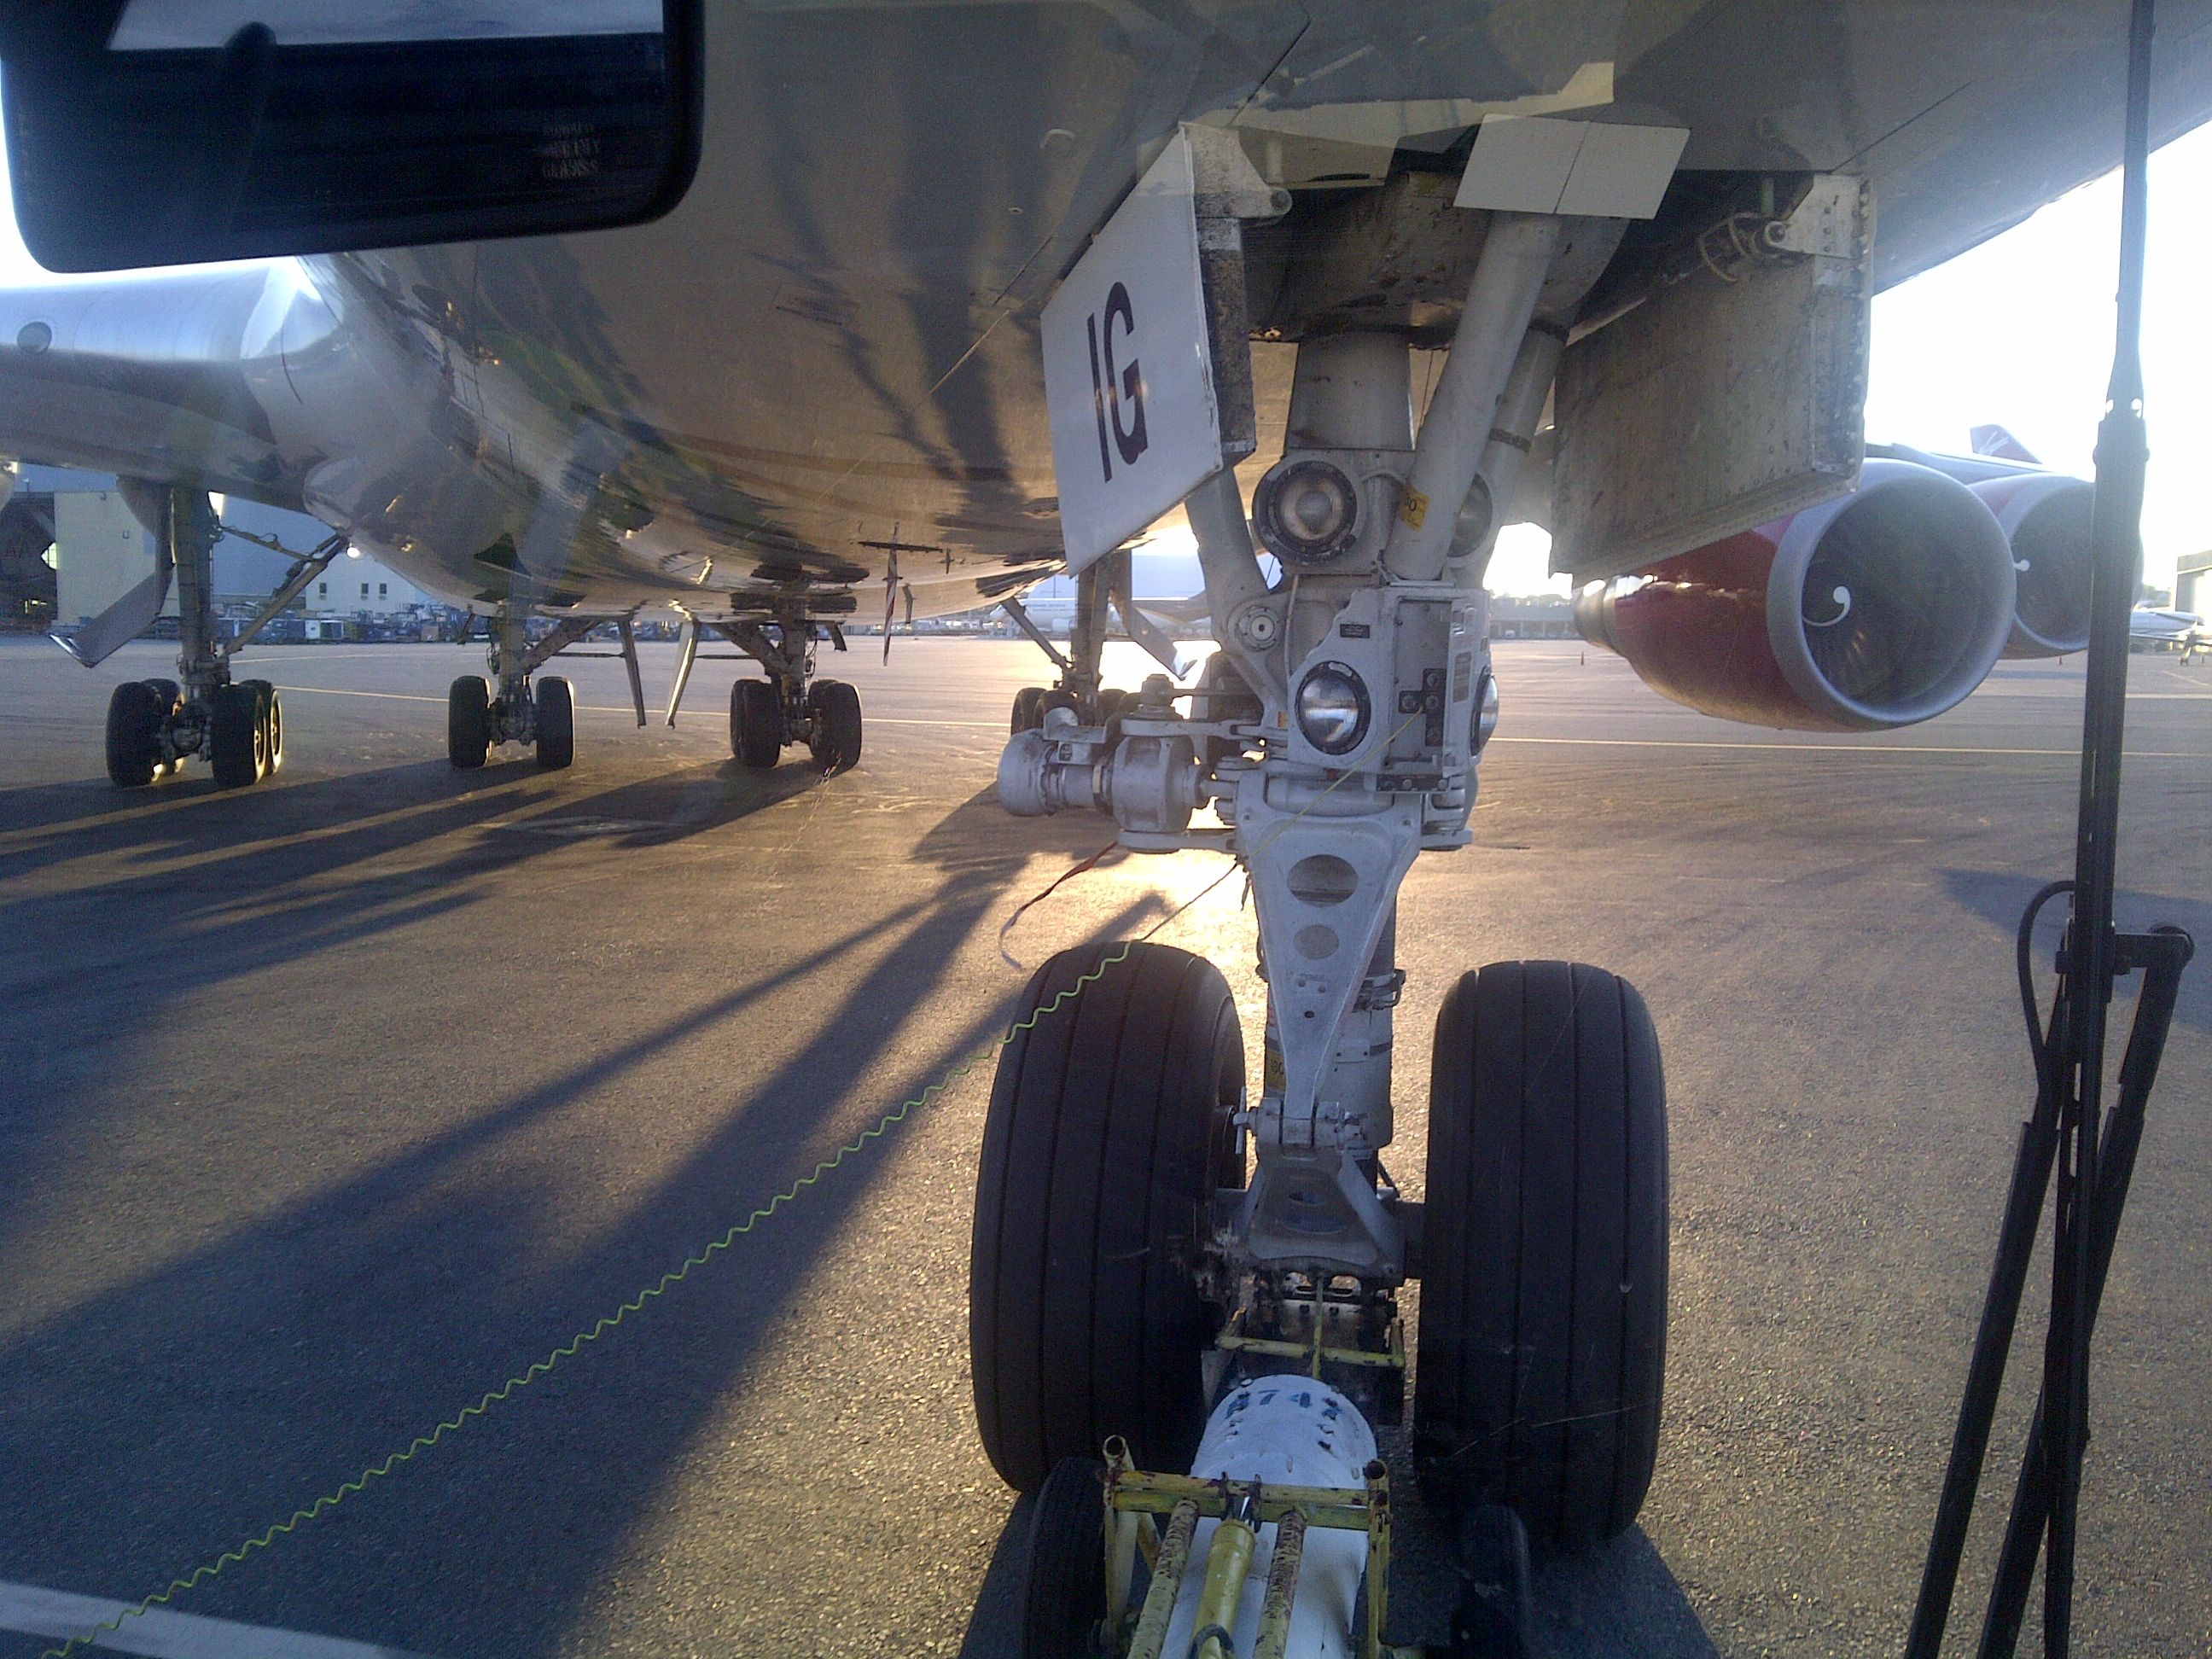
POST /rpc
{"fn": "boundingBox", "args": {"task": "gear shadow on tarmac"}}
[0,770,1167,1656]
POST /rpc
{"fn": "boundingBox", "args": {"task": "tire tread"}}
[971,942,1240,1492]
[1415,960,1667,1550]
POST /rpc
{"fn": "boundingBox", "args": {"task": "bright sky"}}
[1,119,2205,598]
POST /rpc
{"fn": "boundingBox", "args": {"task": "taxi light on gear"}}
[1295,661,1371,755]
[1474,667,1499,751]
[1254,457,1360,565]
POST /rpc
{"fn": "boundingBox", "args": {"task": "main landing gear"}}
[721,614,863,775]
[976,140,1664,1656]
[1002,546,1181,734]
[445,605,612,771]
[89,485,301,790]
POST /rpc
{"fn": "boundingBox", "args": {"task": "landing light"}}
[1295,662,1370,755]
[1474,667,1499,751]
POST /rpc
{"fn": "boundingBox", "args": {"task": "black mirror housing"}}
[0,3,702,271]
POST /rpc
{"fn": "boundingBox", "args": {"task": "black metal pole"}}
[1904,980,2066,1658]
[2040,1,2155,1646]
[1909,5,2167,1653]
[1976,929,2194,1653]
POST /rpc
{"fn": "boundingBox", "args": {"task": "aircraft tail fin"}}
[1970,423,2039,463]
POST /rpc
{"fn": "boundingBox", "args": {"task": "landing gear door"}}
[1042,128,1243,573]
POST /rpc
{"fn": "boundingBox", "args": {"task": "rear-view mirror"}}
[0,1,702,271]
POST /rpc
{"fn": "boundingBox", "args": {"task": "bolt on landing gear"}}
[719,613,862,774]
[446,604,599,771]
[977,130,1669,1656]
[90,485,284,790]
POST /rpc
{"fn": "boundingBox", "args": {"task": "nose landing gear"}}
[975,134,1670,1654]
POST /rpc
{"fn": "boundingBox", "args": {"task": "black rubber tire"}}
[1094,686,1127,723]
[208,682,265,788]
[1010,684,1045,734]
[448,676,492,769]
[731,678,782,770]
[533,675,574,771]
[807,678,862,774]
[104,680,164,788]
[1014,1458,1109,1657]
[146,678,183,779]
[1037,688,1078,725]
[241,679,282,776]
[1413,961,1668,1551]
[971,940,1243,1493]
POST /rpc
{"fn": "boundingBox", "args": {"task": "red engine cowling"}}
[1972,472,2094,656]
[1574,459,2018,731]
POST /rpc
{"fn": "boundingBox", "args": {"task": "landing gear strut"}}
[446,604,597,771]
[979,131,1664,1654]
[89,485,294,789]
[1003,546,1183,733]
[720,612,863,774]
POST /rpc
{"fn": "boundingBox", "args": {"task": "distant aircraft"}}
[2131,605,2209,650]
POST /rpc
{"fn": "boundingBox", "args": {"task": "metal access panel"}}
[1549,175,1873,582]
[55,488,170,626]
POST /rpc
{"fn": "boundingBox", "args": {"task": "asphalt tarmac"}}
[0,633,2205,1658]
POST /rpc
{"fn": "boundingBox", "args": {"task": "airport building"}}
[2177,548,2210,619]
[998,546,1577,639]
[2,462,434,632]
[1489,594,1575,638]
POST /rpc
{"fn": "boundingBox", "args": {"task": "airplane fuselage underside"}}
[2,1,2209,626]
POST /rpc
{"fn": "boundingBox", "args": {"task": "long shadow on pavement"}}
[0,783,1167,1656]
[1939,868,2211,1036]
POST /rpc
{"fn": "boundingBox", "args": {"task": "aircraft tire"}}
[104,680,164,788]
[447,676,492,769]
[966,1456,1109,1658]
[208,682,267,789]
[242,680,282,774]
[1010,684,1044,733]
[1037,688,1078,725]
[1413,961,1668,1551]
[732,678,781,770]
[970,940,1243,1493]
[534,675,574,771]
[1094,685,1126,723]
[807,678,862,774]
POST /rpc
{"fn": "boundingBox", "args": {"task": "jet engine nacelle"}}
[1873,445,2095,657]
[1574,458,2017,731]
[1972,472,2095,656]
